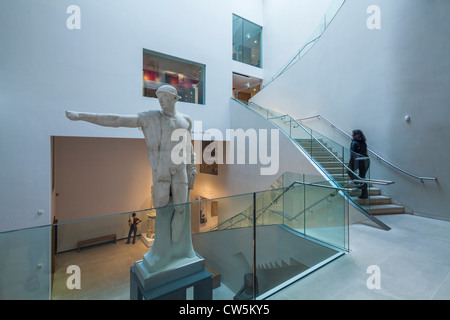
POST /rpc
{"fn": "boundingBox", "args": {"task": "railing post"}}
[303,174,306,235]
[252,192,256,300]
[289,118,292,137]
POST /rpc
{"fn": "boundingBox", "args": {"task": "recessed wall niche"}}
[143,49,206,105]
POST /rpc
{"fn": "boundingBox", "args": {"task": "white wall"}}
[0,0,360,233]
[0,0,242,231]
[54,137,153,223]
[53,136,231,251]
[261,0,334,82]
[252,0,450,220]
[217,99,323,223]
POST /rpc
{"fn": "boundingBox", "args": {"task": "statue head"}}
[156,85,181,114]
[156,85,181,100]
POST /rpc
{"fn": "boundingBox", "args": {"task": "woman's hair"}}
[352,129,366,142]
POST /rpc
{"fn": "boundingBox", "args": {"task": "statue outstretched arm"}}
[65,110,139,128]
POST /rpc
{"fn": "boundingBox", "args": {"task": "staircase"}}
[296,138,405,216]
[237,99,406,225]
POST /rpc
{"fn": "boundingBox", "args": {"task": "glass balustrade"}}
[194,172,349,299]
[0,225,52,300]
[264,0,347,88]
[0,173,348,300]
[245,101,372,217]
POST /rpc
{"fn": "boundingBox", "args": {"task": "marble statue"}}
[66,85,200,279]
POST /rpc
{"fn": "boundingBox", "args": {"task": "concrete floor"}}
[52,238,236,300]
[52,214,450,300]
[269,214,450,300]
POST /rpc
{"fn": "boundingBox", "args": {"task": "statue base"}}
[140,233,155,248]
[130,254,212,300]
[133,254,205,291]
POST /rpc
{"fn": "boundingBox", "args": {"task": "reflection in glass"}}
[143,49,205,104]
[1,173,348,300]
[232,15,262,68]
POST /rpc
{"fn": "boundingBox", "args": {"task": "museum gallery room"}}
[1,0,449,302]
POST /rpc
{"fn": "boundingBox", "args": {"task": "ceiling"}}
[232,72,262,92]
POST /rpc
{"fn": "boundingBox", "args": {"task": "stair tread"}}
[362,204,405,215]
[353,195,391,200]
[366,204,404,209]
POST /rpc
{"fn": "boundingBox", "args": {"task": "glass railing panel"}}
[303,183,349,251]
[269,115,314,154]
[264,0,347,87]
[191,192,255,300]
[253,176,348,299]
[310,129,345,162]
[1,172,350,301]
[245,102,284,121]
[276,172,349,251]
[244,100,374,217]
[247,103,270,118]
[289,120,372,214]
[0,225,52,299]
[289,118,313,143]
[204,193,254,232]
[281,183,306,234]
[268,115,291,133]
[50,192,256,300]
[255,187,285,227]
[52,210,150,300]
[254,186,308,299]
[299,123,372,188]
[325,0,346,26]
[267,108,286,118]
[302,173,333,186]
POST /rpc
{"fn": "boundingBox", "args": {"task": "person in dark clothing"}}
[126,213,141,244]
[347,129,370,199]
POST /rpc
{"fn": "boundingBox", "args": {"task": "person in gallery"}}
[66,84,198,274]
[347,129,370,199]
[126,213,141,244]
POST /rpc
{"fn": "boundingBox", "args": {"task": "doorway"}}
[232,72,262,103]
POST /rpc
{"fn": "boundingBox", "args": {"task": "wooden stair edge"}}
[205,263,221,289]
[364,204,405,215]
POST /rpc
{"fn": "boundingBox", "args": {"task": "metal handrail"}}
[297,114,438,182]
[211,180,351,231]
[245,101,363,181]
[233,99,393,230]
[352,179,394,186]
[261,0,347,90]
[263,35,322,89]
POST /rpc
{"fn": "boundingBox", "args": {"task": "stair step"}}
[299,145,333,151]
[362,204,405,215]
[348,188,381,196]
[296,139,326,144]
[353,195,392,205]
[205,263,221,289]
[311,155,340,161]
[330,173,348,178]
[325,167,346,174]
[319,161,345,167]
[310,151,338,157]
[330,175,350,182]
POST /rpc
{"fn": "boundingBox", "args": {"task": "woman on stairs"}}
[348,129,370,199]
